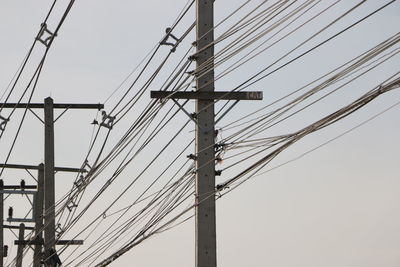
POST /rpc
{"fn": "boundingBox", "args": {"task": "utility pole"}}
[44,97,55,254]
[34,164,44,267]
[151,3,262,265]
[195,1,217,266]
[16,223,25,267]
[151,3,263,266]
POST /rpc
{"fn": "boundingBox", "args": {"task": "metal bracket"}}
[171,99,203,129]
[100,110,115,129]
[56,224,64,238]
[66,201,78,212]
[84,160,92,171]
[0,114,9,132]
[74,174,86,189]
[28,108,44,124]
[160,27,179,52]
[36,23,57,47]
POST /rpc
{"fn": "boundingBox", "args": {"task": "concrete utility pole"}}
[195,1,217,267]
[34,164,44,267]
[151,2,262,265]
[44,97,56,254]
[16,223,25,267]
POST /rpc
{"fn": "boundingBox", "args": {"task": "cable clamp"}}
[188,55,197,61]
[160,27,179,52]
[214,143,226,151]
[36,23,57,47]
[100,110,116,129]
[0,114,9,132]
[216,183,229,191]
[187,154,197,160]
[215,170,222,176]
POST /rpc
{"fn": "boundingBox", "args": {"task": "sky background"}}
[0,0,399,266]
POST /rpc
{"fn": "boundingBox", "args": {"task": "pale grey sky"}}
[0,1,399,266]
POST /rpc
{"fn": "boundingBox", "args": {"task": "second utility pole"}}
[44,97,56,256]
[0,97,103,265]
[195,1,216,267]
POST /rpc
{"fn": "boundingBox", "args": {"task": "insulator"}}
[8,207,13,218]
[3,245,8,257]
[20,179,25,190]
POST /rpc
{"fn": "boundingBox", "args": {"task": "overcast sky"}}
[0,1,399,266]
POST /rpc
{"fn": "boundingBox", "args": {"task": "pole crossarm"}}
[14,240,83,246]
[0,190,36,195]
[150,90,263,100]
[7,218,35,223]
[4,225,34,230]
[0,103,104,110]
[0,163,86,173]
[0,185,37,190]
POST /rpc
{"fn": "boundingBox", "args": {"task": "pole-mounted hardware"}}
[0,114,9,132]
[160,27,180,52]
[36,23,57,47]
[100,110,115,129]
